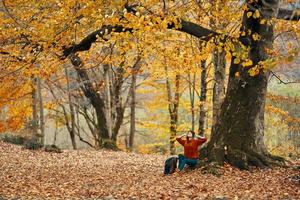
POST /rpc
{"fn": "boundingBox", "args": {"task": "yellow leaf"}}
[233,58,240,64]
[260,19,266,25]
[249,67,260,76]
[247,12,253,18]
[254,10,260,18]
[252,33,261,41]
[124,12,131,19]
[242,60,253,67]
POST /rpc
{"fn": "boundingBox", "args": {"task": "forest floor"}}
[0,141,299,200]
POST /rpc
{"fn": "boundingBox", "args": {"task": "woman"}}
[176,130,207,171]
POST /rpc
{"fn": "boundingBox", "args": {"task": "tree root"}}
[247,150,286,167]
[205,146,287,169]
[224,148,287,169]
[246,153,265,168]
[100,139,119,150]
[267,153,287,162]
[196,161,223,177]
[199,147,289,172]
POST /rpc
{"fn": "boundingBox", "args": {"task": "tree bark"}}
[104,64,113,139]
[111,66,125,142]
[165,67,180,155]
[207,0,283,169]
[211,51,226,135]
[129,69,137,149]
[37,77,45,145]
[31,77,39,140]
[188,73,196,131]
[198,61,207,136]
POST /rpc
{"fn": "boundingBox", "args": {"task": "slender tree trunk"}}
[211,51,226,135]
[124,130,129,148]
[129,70,137,149]
[31,78,39,139]
[207,0,283,169]
[188,73,196,131]
[165,67,180,155]
[53,120,58,145]
[46,80,78,149]
[65,67,77,150]
[111,65,128,144]
[198,61,207,136]
[104,64,113,138]
[37,77,45,145]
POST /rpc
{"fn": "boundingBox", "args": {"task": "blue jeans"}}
[178,154,198,171]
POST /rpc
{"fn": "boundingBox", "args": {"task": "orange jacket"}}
[176,137,207,159]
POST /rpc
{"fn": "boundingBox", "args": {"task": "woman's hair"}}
[188,130,195,138]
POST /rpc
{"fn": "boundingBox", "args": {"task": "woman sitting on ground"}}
[176,130,207,171]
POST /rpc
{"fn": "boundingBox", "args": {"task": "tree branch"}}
[62,20,217,58]
[168,19,217,40]
[63,25,133,57]
[277,8,300,21]
[270,70,300,84]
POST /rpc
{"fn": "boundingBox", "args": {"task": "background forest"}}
[1,0,300,199]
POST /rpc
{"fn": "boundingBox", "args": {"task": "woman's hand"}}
[194,134,206,139]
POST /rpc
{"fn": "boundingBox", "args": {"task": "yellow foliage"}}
[248,66,260,76]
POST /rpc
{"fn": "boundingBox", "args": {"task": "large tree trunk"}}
[198,61,207,136]
[207,0,283,169]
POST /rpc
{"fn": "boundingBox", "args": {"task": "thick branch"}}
[168,20,217,40]
[63,25,133,57]
[62,20,217,57]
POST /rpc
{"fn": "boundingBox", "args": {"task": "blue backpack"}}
[163,156,178,175]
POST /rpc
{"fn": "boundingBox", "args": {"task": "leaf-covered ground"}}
[0,141,299,200]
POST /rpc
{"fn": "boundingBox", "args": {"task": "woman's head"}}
[187,130,195,139]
